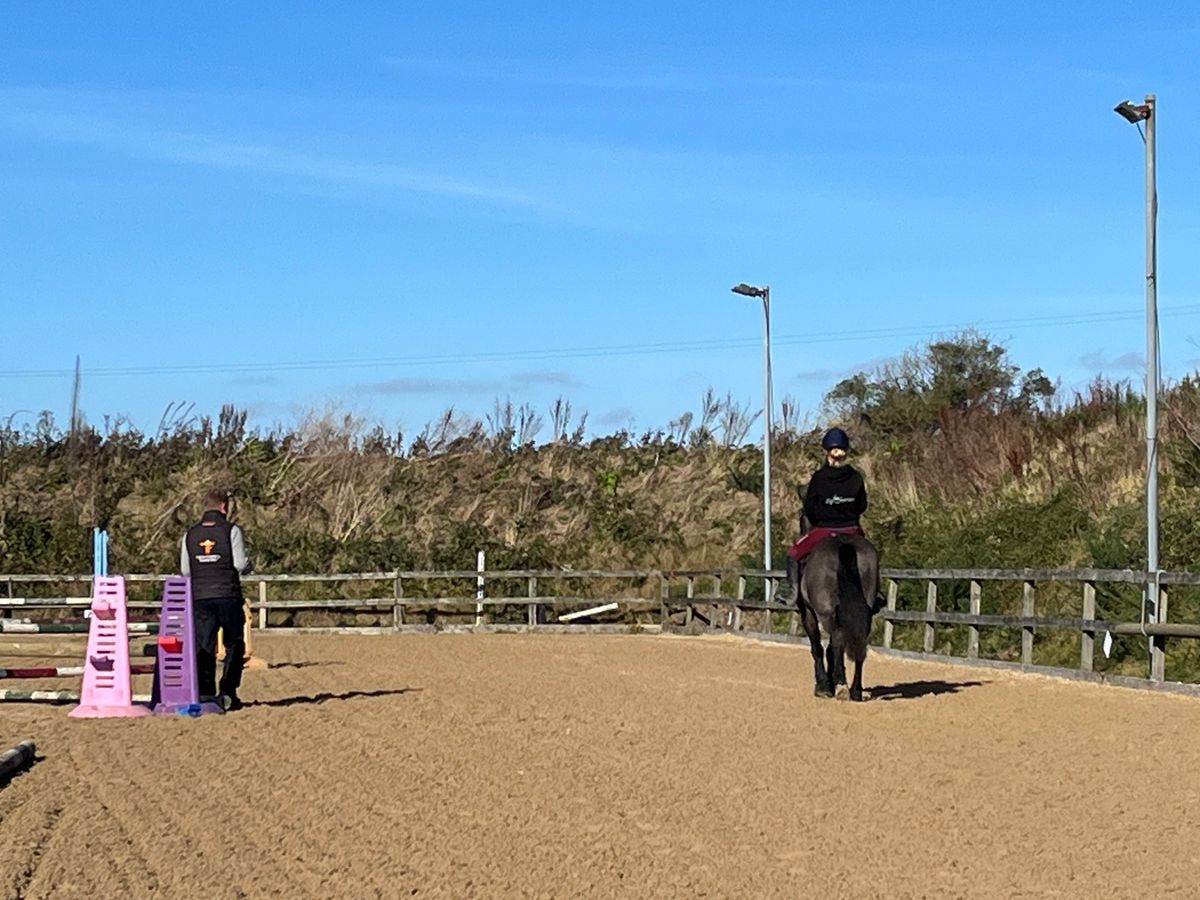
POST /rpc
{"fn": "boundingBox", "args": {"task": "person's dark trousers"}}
[194,596,247,698]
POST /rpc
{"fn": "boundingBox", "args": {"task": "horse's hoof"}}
[849,688,864,702]
[814,685,834,699]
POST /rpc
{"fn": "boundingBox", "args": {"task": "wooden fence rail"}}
[2,566,1194,687]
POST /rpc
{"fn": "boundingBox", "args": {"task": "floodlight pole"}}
[1114,93,1160,678]
[761,286,773,575]
[1143,94,1161,678]
[731,283,773,575]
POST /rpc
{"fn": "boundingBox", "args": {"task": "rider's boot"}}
[775,554,801,607]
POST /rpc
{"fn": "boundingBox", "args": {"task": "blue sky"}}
[3,2,1199,440]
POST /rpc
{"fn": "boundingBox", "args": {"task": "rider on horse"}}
[778,426,868,605]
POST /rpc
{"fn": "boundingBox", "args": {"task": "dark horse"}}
[798,534,882,701]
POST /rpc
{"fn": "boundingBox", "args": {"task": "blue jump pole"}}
[93,528,108,577]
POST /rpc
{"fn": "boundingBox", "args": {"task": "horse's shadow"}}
[266,660,344,670]
[247,687,421,708]
[867,679,986,701]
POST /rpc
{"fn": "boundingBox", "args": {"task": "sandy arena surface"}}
[1,631,1199,899]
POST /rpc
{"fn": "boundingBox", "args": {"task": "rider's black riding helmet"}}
[821,427,850,452]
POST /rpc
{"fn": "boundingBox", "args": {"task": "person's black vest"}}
[185,510,242,601]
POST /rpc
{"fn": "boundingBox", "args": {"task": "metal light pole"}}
[731,283,773,574]
[1114,94,1161,678]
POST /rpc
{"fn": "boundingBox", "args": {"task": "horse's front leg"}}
[799,603,831,697]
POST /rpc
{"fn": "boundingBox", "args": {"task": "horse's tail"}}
[834,537,871,658]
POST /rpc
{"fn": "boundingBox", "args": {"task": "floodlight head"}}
[1114,100,1149,124]
[731,282,767,298]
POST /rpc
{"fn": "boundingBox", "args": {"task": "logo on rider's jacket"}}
[200,539,216,553]
[825,494,854,505]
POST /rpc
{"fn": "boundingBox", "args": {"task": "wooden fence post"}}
[923,580,937,653]
[763,573,772,636]
[659,573,668,627]
[258,581,268,630]
[684,574,694,629]
[967,580,981,659]
[1151,583,1168,682]
[734,576,745,632]
[1021,581,1036,666]
[475,551,485,627]
[882,579,897,649]
[714,574,729,629]
[1080,581,1095,672]
[527,576,538,627]
[393,574,404,630]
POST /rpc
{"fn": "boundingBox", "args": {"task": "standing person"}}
[778,427,868,604]
[181,488,253,711]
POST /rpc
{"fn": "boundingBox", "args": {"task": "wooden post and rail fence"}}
[3,566,1199,692]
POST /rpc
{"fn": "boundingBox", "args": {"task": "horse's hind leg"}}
[830,641,847,686]
[849,653,865,702]
[825,630,845,696]
[799,604,831,698]
[845,629,868,701]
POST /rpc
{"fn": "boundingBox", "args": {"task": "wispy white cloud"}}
[0,85,835,237]
[381,56,904,94]
[225,375,278,388]
[0,91,543,209]
[511,370,581,387]
[353,376,501,396]
[1062,65,1138,87]
[788,354,899,386]
[790,368,843,384]
[348,369,580,396]
[1080,349,1143,371]
[384,56,704,91]
[596,406,636,428]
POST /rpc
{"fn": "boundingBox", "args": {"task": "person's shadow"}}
[867,680,986,701]
[248,687,421,708]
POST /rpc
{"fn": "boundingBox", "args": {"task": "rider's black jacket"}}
[803,464,867,529]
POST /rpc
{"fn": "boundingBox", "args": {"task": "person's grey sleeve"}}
[231,525,254,575]
[180,537,190,576]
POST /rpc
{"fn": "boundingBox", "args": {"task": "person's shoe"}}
[774,579,798,607]
[217,693,244,712]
